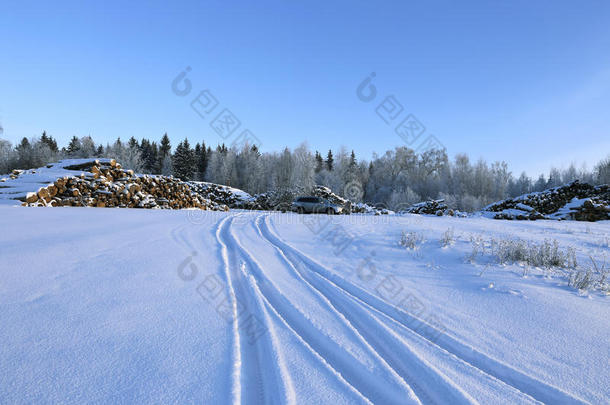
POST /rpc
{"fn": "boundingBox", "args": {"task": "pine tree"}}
[172,138,195,180]
[349,150,357,168]
[140,139,151,170]
[195,141,209,180]
[96,145,104,157]
[314,151,324,173]
[16,137,32,168]
[128,136,139,150]
[201,141,209,177]
[158,133,171,173]
[148,142,159,173]
[38,131,58,153]
[47,135,58,153]
[111,137,123,160]
[326,149,334,171]
[194,143,202,180]
[67,136,81,157]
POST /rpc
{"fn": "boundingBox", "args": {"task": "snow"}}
[549,197,590,220]
[0,207,608,403]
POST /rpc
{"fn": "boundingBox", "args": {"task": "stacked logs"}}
[404,199,453,216]
[22,159,228,211]
[571,199,610,221]
[485,181,610,221]
[188,182,244,207]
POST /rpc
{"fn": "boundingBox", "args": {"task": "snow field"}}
[0,207,608,403]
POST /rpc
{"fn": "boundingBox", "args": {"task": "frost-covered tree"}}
[80,136,96,158]
[596,156,610,185]
[121,137,143,172]
[291,143,315,193]
[0,139,16,174]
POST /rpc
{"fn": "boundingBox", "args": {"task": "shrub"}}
[399,231,424,249]
[490,238,577,269]
[569,255,609,292]
[440,227,455,247]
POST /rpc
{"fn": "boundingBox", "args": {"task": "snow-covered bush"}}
[440,227,455,247]
[399,231,423,249]
[466,234,485,263]
[568,256,608,292]
[490,238,577,269]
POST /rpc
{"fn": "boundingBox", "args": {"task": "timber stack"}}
[22,159,228,211]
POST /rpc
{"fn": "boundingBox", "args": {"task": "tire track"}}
[214,215,244,405]
[217,215,301,404]
[243,215,430,403]
[261,214,588,405]
[253,214,477,405]
[226,214,420,404]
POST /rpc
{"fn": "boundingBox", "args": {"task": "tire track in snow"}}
[226,214,418,404]
[217,215,294,404]
[254,215,476,405]
[214,215,243,405]
[262,214,588,405]
[244,214,428,403]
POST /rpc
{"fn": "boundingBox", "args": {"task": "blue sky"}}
[1,0,609,176]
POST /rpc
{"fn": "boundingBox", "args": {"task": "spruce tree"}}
[326,149,334,171]
[140,139,151,171]
[194,143,202,179]
[314,151,324,173]
[67,136,81,157]
[158,133,171,174]
[148,142,158,173]
[172,138,195,180]
[199,141,209,178]
[128,136,139,150]
[16,137,32,168]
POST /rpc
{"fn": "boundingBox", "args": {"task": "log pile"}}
[232,194,271,211]
[570,198,610,221]
[484,181,610,221]
[402,199,459,216]
[188,182,245,207]
[7,169,24,180]
[22,159,228,211]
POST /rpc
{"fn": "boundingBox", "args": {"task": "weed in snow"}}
[399,231,424,250]
[440,227,455,248]
[568,255,609,293]
[467,234,485,263]
[490,238,577,270]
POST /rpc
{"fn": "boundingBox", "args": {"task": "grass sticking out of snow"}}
[465,235,609,293]
[399,230,424,250]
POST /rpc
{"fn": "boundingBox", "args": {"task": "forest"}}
[1,132,609,211]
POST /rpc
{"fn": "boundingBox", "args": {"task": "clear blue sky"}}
[1,0,609,177]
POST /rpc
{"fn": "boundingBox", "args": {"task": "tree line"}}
[1,132,609,211]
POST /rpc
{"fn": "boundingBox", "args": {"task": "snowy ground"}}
[0,207,608,404]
